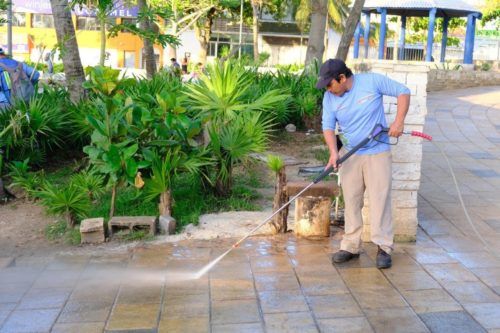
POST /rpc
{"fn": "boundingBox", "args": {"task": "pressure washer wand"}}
[194,124,433,278]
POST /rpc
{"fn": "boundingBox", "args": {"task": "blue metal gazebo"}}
[352,0,482,64]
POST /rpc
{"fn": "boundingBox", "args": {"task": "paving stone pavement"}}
[1,86,499,332]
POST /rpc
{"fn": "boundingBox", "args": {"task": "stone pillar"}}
[349,60,429,242]
[440,16,449,63]
[363,12,371,58]
[377,8,387,60]
[426,8,437,62]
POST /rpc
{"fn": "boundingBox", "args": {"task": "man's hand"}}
[326,151,340,170]
[388,121,404,138]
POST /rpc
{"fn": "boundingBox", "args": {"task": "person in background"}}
[44,52,54,74]
[181,57,188,75]
[0,48,40,109]
[170,58,180,70]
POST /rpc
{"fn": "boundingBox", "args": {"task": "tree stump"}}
[270,167,287,233]
[294,196,332,237]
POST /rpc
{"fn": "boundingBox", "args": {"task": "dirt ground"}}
[0,131,326,258]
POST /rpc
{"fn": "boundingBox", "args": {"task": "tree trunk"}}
[305,0,328,65]
[214,163,232,197]
[271,167,288,233]
[65,210,75,228]
[194,8,215,64]
[109,184,117,219]
[158,189,173,216]
[50,0,86,102]
[99,15,106,66]
[252,2,260,61]
[137,0,156,78]
[335,0,366,61]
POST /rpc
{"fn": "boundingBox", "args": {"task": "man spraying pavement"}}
[317,59,410,269]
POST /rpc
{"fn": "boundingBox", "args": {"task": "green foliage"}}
[434,62,463,71]
[481,62,492,71]
[36,181,91,227]
[405,17,466,45]
[184,61,288,122]
[313,147,330,164]
[0,94,69,164]
[143,148,212,203]
[70,168,106,200]
[481,0,500,29]
[8,159,45,198]
[476,29,500,38]
[295,0,349,32]
[267,154,285,173]
[45,220,81,245]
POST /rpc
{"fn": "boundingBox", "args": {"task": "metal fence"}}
[350,38,500,62]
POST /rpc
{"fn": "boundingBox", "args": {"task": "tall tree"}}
[335,0,365,61]
[137,0,156,77]
[296,0,349,65]
[303,0,327,64]
[50,0,86,102]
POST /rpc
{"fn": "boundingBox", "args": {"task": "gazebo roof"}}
[363,0,482,17]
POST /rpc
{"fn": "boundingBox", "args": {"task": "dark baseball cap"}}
[316,59,350,89]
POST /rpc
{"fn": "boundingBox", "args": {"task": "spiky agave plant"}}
[70,168,106,201]
[36,181,91,228]
[208,112,273,197]
[143,148,212,216]
[183,61,288,123]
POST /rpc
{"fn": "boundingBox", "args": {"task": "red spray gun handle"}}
[382,127,433,141]
[409,130,433,141]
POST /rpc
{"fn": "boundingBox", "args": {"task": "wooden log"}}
[270,167,288,233]
[294,196,332,237]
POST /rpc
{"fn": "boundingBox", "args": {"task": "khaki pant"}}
[339,150,393,254]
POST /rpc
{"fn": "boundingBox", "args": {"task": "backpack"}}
[0,61,35,103]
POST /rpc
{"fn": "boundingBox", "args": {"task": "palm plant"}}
[144,148,212,216]
[184,61,288,123]
[36,182,91,228]
[70,168,106,201]
[208,112,273,196]
[7,159,45,199]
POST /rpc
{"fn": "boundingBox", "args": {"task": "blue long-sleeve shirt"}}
[322,73,410,155]
[0,58,40,104]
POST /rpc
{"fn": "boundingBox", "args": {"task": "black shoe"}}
[332,250,360,263]
[376,247,392,269]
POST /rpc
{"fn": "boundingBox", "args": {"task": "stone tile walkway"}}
[1,86,499,332]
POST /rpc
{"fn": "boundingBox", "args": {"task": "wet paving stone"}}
[211,299,260,325]
[211,322,264,333]
[258,290,309,313]
[162,293,209,318]
[0,309,60,333]
[158,316,209,333]
[58,301,112,323]
[463,303,500,330]
[17,287,71,310]
[51,322,105,333]
[317,317,373,333]
[424,263,479,283]
[106,303,160,332]
[444,282,500,303]
[401,289,462,314]
[254,271,301,292]
[210,278,256,301]
[419,311,487,333]
[384,271,441,291]
[365,307,429,333]
[264,312,318,333]
[307,294,362,318]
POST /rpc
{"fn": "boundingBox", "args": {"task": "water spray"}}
[193,124,433,279]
